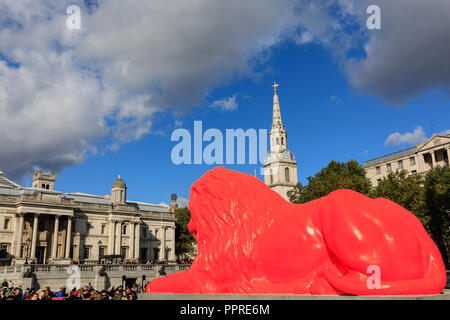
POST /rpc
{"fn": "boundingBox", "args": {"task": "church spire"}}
[272,81,284,129]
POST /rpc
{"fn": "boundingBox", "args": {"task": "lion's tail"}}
[323,255,447,296]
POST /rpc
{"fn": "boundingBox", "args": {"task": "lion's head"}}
[187,167,287,291]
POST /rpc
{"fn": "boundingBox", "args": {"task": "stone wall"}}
[0,264,189,292]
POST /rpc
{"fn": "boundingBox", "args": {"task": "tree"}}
[290,160,372,204]
[370,170,429,230]
[174,207,196,261]
[423,166,450,268]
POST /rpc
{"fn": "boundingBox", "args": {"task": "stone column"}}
[169,227,175,261]
[65,217,72,258]
[134,222,140,261]
[51,215,60,258]
[430,151,436,168]
[30,213,39,259]
[108,219,115,255]
[130,222,135,260]
[115,220,122,255]
[160,226,166,261]
[15,213,25,257]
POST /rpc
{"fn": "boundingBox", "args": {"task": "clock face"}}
[283,151,290,159]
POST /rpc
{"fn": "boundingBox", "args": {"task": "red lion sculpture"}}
[147,168,446,295]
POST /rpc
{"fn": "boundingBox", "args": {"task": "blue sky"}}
[2,1,450,206]
[26,42,450,205]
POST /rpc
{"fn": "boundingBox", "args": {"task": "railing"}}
[364,147,417,166]
[5,263,192,274]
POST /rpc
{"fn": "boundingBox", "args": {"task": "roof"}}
[364,134,450,167]
[0,173,20,189]
[64,192,111,205]
[112,175,126,189]
[127,201,170,213]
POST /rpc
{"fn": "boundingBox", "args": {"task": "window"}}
[70,246,74,259]
[38,220,45,232]
[99,247,105,258]
[3,218,10,230]
[386,163,392,173]
[84,247,90,259]
[281,137,284,145]
[377,179,382,183]
[276,137,279,145]
[376,166,381,175]
[411,170,417,175]
[101,224,106,235]
[41,184,45,189]
[122,225,127,235]
[410,157,416,166]
[398,160,403,169]
[121,247,127,258]
[285,168,290,183]
[0,244,7,258]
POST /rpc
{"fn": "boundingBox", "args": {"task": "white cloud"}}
[176,197,189,208]
[0,0,303,180]
[210,94,238,112]
[384,126,428,147]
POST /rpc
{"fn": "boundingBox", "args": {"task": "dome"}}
[112,175,127,189]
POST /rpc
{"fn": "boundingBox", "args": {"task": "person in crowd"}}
[38,291,46,300]
[113,286,124,300]
[1,279,7,289]
[28,293,38,300]
[44,286,53,298]
[22,288,30,300]
[100,290,110,300]
[56,287,65,297]
[0,289,6,301]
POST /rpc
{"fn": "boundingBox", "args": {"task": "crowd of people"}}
[1,280,142,301]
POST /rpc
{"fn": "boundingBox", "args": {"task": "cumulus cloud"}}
[2,0,450,181]
[210,94,238,112]
[384,127,428,147]
[294,0,450,104]
[0,0,303,181]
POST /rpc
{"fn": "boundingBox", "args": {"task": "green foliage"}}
[370,170,429,230]
[424,166,450,267]
[290,160,372,204]
[174,207,196,260]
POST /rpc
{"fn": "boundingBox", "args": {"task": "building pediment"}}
[417,134,450,152]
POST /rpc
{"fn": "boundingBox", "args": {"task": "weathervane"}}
[272,81,279,95]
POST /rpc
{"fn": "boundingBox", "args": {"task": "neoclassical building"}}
[263,82,298,200]
[364,134,450,187]
[0,171,176,265]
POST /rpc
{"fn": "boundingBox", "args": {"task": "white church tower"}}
[263,82,298,201]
